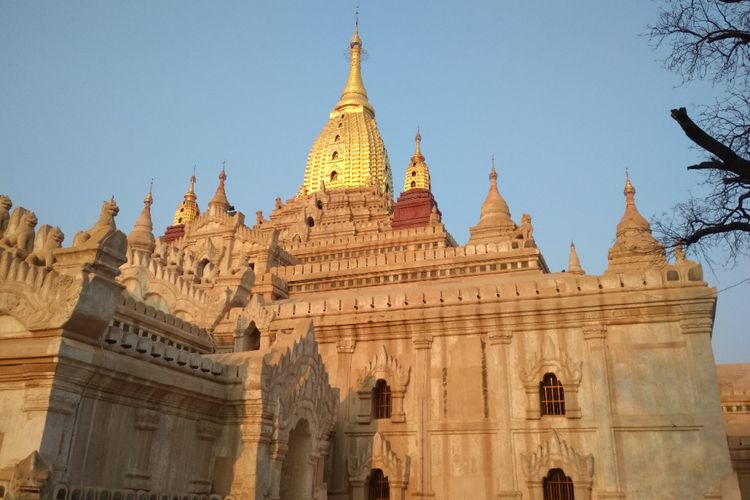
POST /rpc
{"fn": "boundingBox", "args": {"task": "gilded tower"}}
[300,26,393,197]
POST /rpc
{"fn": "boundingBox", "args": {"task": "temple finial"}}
[490,156,497,183]
[171,170,200,226]
[355,4,359,34]
[624,169,636,204]
[404,129,430,191]
[209,164,231,214]
[144,179,154,206]
[568,240,585,275]
[335,10,371,113]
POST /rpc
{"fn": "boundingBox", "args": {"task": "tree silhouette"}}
[650,0,750,261]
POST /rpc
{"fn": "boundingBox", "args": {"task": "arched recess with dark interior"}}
[543,468,574,500]
[278,419,312,500]
[368,468,389,500]
[235,321,261,351]
[372,379,392,419]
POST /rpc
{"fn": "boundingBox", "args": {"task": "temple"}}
[0,23,747,500]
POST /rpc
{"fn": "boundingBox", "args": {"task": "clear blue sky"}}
[1,1,748,362]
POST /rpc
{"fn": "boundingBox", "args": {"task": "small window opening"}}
[368,468,390,500]
[412,170,417,177]
[306,216,315,227]
[543,468,574,500]
[330,171,338,182]
[540,372,565,416]
[335,135,341,142]
[411,181,416,188]
[372,379,392,419]
[332,151,339,160]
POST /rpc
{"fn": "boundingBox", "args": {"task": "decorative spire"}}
[128,184,156,253]
[403,128,430,191]
[208,163,231,215]
[172,171,200,225]
[467,159,516,245]
[567,241,585,275]
[334,13,373,114]
[300,20,392,197]
[606,173,666,272]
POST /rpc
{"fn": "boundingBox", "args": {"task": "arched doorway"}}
[368,468,389,500]
[279,419,312,500]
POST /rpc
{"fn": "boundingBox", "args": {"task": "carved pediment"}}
[357,345,411,391]
[520,335,582,387]
[348,432,410,485]
[521,430,593,482]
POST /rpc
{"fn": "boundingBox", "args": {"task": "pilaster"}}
[412,333,435,498]
[488,330,522,499]
[582,326,623,498]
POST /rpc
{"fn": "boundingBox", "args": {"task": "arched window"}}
[410,181,416,188]
[332,151,339,160]
[372,379,392,419]
[543,468,574,500]
[540,372,565,416]
[306,216,315,227]
[335,134,341,142]
[330,171,338,182]
[411,170,417,177]
[368,468,389,500]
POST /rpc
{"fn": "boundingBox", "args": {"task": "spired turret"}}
[567,241,585,275]
[128,187,155,254]
[300,25,393,198]
[606,174,666,273]
[207,167,232,216]
[403,128,431,191]
[391,130,442,230]
[165,172,200,243]
[467,160,517,245]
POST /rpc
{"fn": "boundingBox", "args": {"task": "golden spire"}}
[129,184,156,253]
[403,127,431,191]
[208,163,231,214]
[335,8,372,114]
[567,240,585,275]
[172,170,200,225]
[300,18,393,198]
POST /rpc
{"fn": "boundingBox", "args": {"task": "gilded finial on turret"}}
[172,170,200,226]
[403,128,431,191]
[624,169,636,201]
[144,179,153,206]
